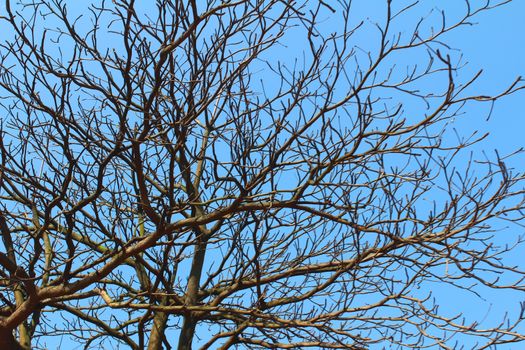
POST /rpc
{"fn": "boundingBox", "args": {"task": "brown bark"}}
[147,311,168,350]
[0,327,23,350]
[177,239,207,350]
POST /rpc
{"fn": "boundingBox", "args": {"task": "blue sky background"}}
[1,1,525,349]
[350,0,525,156]
[445,0,525,156]
[257,1,525,348]
[194,1,525,348]
[363,2,525,349]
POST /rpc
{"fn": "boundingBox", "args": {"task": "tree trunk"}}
[177,239,207,350]
[0,327,23,350]
[14,290,31,350]
[147,311,168,350]
[177,316,197,350]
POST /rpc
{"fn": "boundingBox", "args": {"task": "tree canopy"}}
[0,0,524,349]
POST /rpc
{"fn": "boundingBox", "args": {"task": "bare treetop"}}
[0,0,524,349]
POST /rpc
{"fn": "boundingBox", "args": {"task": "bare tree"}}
[0,0,524,349]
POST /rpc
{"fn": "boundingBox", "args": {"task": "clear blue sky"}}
[266,1,525,348]
[370,2,525,349]
[445,1,525,157]
[1,1,524,349]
